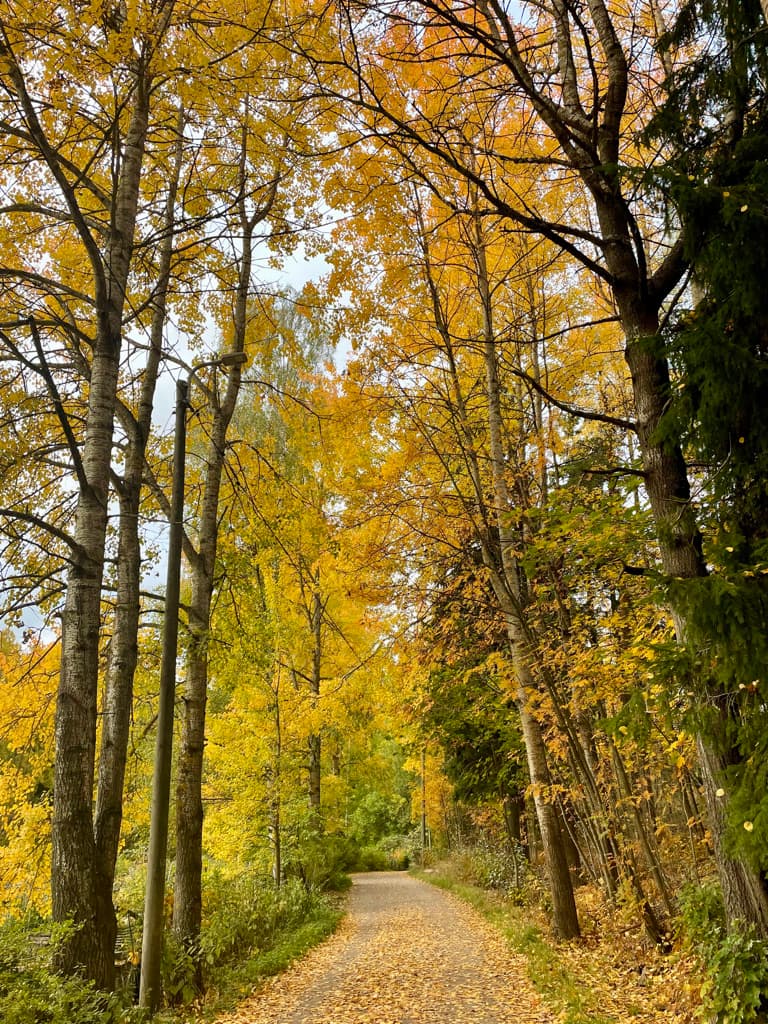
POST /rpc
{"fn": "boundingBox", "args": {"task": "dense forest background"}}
[2,0,768,1020]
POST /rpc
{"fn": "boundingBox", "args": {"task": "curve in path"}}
[216,871,555,1024]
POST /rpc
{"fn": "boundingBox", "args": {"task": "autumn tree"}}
[203,298,405,885]
[0,1,184,983]
[0,0,326,984]
[0,632,58,914]
[291,0,768,934]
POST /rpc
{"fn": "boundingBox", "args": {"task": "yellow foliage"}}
[0,634,58,914]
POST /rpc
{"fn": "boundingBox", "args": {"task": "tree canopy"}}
[1,1,768,1018]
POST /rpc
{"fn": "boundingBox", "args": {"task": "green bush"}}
[679,882,768,1023]
[450,839,526,893]
[700,928,768,1024]
[283,829,355,891]
[0,919,145,1024]
[349,844,409,871]
[160,931,199,1007]
[678,880,726,938]
[201,872,325,968]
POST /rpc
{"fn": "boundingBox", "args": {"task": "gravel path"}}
[216,871,555,1024]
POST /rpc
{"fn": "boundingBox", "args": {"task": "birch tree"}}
[0,1,178,983]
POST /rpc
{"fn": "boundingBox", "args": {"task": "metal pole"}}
[421,747,427,863]
[139,378,188,1012]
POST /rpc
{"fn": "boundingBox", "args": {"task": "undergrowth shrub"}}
[160,871,338,1004]
[201,873,322,967]
[283,830,355,891]
[679,881,768,1024]
[351,839,410,872]
[0,918,144,1024]
[450,838,527,894]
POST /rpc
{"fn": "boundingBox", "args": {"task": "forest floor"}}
[211,871,699,1024]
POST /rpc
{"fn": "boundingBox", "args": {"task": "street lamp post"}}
[139,378,188,1012]
[139,352,247,1013]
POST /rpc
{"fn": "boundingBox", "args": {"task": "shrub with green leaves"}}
[679,882,768,1024]
[451,838,526,894]
[0,918,145,1024]
[201,871,328,968]
[282,826,356,891]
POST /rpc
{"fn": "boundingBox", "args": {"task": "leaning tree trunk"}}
[553,0,768,930]
[508,627,581,939]
[475,215,580,939]
[411,195,580,937]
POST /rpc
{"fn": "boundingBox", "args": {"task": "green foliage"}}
[159,869,341,1009]
[647,0,768,174]
[201,872,326,967]
[348,841,410,872]
[678,880,727,938]
[679,883,768,1023]
[160,933,199,1008]
[664,571,768,867]
[0,919,145,1024]
[283,826,355,891]
[701,930,768,1024]
[348,790,409,847]
[656,64,768,882]
[422,661,525,805]
[449,838,527,895]
[666,137,768,552]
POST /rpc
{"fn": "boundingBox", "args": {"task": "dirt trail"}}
[216,871,555,1024]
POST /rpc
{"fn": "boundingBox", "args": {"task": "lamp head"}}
[217,351,248,368]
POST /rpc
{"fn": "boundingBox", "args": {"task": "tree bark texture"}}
[94,105,183,929]
[52,72,152,987]
[173,145,255,946]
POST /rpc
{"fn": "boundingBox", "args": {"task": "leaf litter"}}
[214,872,554,1024]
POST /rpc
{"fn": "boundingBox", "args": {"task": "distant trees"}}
[293,0,768,936]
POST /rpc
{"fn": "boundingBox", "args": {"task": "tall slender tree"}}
[294,0,768,933]
[0,2,176,982]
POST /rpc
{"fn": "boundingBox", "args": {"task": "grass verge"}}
[158,901,344,1023]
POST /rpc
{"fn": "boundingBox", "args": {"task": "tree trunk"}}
[308,581,322,812]
[51,70,152,988]
[515,678,580,938]
[697,736,768,931]
[173,576,211,946]
[502,792,523,845]
[173,137,256,947]
[94,106,183,943]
